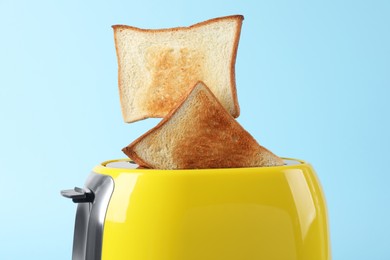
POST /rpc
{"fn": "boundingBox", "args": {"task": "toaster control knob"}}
[60,187,94,203]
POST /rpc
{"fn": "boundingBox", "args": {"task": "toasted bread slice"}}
[113,15,243,123]
[123,81,284,169]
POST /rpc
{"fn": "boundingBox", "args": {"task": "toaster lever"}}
[61,187,94,203]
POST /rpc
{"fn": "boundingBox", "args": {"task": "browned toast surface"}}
[123,81,284,169]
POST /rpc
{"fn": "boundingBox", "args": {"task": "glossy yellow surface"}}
[95,158,330,260]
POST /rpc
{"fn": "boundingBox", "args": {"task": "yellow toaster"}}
[61,158,331,260]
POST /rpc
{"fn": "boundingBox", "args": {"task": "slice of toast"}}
[122,81,284,169]
[113,15,243,123]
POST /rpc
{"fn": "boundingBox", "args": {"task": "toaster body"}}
[62,158,331,260]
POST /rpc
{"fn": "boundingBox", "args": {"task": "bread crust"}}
[113,15,244,122]
[112,30,132,122]
[112,15,243,33]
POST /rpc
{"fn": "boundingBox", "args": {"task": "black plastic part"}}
[61,187,95,203]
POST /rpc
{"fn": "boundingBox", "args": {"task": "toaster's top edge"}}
[99,158,305,171]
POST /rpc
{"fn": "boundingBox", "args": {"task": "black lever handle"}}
[61,187,94,203]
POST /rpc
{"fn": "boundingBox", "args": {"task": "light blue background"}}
[1,0,389,259]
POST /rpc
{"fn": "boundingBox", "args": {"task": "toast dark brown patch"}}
[144,47,205,115]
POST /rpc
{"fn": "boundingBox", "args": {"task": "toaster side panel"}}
[72,172,114,260]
